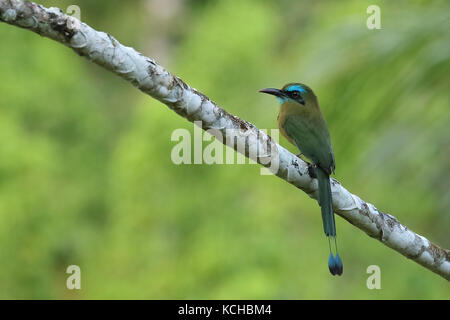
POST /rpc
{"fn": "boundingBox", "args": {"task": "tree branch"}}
[1,0,448,280]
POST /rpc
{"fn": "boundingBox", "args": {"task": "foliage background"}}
[0,0,448,299]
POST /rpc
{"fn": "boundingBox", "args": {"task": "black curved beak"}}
[259,88,285,98]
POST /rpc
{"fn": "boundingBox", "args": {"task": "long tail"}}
[317,167,343,276]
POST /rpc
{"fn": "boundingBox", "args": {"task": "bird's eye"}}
[290,91,300,98]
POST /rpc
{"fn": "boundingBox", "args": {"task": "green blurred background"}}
[0,0,449,299]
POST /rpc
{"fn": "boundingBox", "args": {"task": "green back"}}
[284,113,335,174]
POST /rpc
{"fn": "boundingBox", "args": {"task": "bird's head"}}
[259,83,317,106]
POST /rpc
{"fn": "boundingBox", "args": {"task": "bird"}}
[259,83,343,276]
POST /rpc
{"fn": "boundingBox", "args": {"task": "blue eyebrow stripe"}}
[285,85,306,93]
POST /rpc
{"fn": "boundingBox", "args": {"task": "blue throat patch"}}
[277,97,287,104]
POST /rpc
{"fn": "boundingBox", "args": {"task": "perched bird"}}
[259,83,343,276]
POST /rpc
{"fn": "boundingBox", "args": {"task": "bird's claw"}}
[307,162,317,178]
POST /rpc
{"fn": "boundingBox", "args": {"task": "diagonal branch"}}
[1,0,449,280]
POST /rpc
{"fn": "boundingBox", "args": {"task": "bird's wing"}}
[284,114,335,174]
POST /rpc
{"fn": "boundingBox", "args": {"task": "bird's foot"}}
[307,162,317,178]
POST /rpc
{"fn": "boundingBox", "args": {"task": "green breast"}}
[278,101,335,173]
